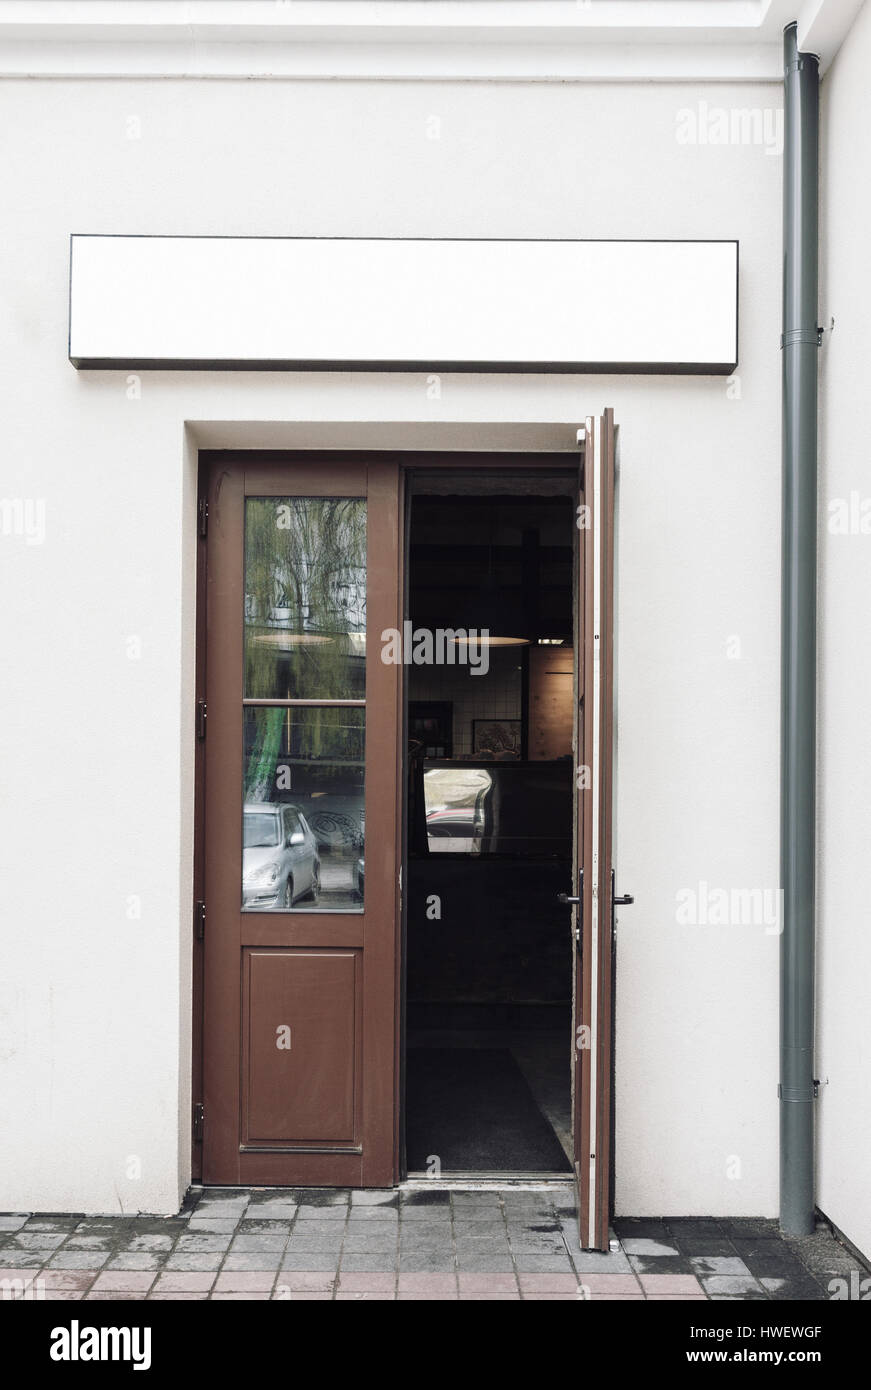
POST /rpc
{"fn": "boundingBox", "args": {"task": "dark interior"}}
[404,475,577,1175]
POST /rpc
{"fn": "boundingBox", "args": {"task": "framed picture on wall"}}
[408,701,453,758]
[472,718,522,760]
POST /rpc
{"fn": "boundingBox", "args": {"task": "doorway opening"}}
[402,470,578,1178]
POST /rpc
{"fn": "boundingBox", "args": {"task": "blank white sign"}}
[69,236,738,373]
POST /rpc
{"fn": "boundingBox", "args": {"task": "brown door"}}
[573,410,622,1249]
[200,454,402,1185]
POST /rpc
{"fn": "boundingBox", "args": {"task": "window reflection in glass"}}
[422,761,573,856]
[423,766,491,854]
[244,498,366,701]
[242,706,365,911]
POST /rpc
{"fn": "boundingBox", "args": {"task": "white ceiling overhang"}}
[0,1,863,81]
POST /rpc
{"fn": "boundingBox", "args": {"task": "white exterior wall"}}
[0,74,782,1216]
[818,0,871,1261]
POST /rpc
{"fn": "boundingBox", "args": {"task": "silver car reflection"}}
[242,803,321,909]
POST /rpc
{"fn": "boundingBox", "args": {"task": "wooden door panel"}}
[201,455,401,1186]
[242,949,360,1147]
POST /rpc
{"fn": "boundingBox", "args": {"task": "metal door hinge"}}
[198,497,208,538]
[196,699,207,740]
[194,900,205,940]
[193,1103,204,1142]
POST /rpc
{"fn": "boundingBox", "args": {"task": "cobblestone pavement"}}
[0,1186,864,1300]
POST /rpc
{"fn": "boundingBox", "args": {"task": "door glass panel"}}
[242,706,365,912]
[244,497,367,700]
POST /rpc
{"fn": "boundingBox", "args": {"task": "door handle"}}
[558,868,583,906]
[611,868,634,908]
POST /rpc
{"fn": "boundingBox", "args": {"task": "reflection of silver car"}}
[242,803,320,909]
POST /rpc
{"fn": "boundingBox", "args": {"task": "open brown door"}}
[572,409,626,1249]
[200,454,402,1186]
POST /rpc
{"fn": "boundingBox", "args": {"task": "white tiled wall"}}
[409,647,522,755]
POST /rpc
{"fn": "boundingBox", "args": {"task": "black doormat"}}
[405,1048,572,1173]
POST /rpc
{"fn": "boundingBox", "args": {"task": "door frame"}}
[191,445,613,1195]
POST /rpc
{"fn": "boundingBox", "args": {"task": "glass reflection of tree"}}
[244,499,366,801]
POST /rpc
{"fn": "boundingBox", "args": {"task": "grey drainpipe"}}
[779,21,819,1237]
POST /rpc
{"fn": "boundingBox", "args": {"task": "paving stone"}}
[612,1219,671,1241]
[400,1191,450,1209]
[176,1233,233,1253]
[0,1251,45,1267]
[760,1275,826,1301]
[61,1237,115,1251]
[221,1253,283,1271]
[242,1207,297,1222]
[666,1218,725,1236]
[346,1209,398,1224]
[452,1234,509,1250]
[148,1291,210,1301]
[0,1268,42,1285]
[455,1252,516,1273]
[11,1233,68,1251]
[274,1271,336,1292]
[164,1253,225,1271]
[575,1273,641,1294]
[0,1217,30,1231]
[570,1249,632,1273]
[185,1218,240,1234]
[127,1235,175,1252]
[723,1219,778,1236]
[294,1194,348,1211]
[399,1207,453,1223]
[48,1252,110,1270]
[22,1218,81,1232]
[285,1234,344,1253]
[730,1236,787,1259]
[189,1205,246,1221]
[638,1273,704,1295]
[228,1234,288,1253]
[621,1237,679,1257]
[85,1291,147,1301]
[517,1272,580,1293]
[280,1253,340,1272]
[701,1274,764,1296]
[397,1272,457,1293]
[629,1254,698,1275]
[337,1272,395,1293]
[513,1253,574,1273]
[458,1272,517,1293]
[344,1234,400,1256]
[399,1228,454,1249]
[296,1205,348,1221]
[453,1219,506,1236]
[153,1272,216,1292]
[690,1255,753,1278]
[106,1252,166,1271]
[341,1252,399,1273]
[33,1270,96,1290]
[508,1238,566,1254]
[351,1191,398,1207]
[214,1271,276,1292]
[671,1235,738,1257]
[742,1253,810,1279]
[397,1252,456,1273]
[92,1272,157,1292]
